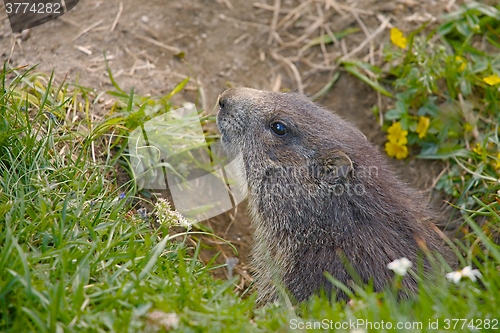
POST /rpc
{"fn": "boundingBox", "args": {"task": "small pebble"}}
[141,15,149,24]
[21,29,31,41]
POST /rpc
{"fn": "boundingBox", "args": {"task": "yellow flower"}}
[483,74,500,86]
[495,153,500,170]
[390,28,407,49]
[385,141,408,159]
[396,135,408,145]
[386,121,409,159]
[387,121,408,143]
[473,143,482,155]
[455,56,466,72]
[463,123,473,132]
[416,116,430,139]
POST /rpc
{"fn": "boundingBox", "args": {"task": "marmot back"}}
[216,87,452,303]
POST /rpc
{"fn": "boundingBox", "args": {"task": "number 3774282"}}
[5,2,62,14]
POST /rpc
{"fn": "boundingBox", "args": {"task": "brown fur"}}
[216,87,452,303]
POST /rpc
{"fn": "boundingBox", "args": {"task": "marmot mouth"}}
[215,110,226,130]
[219,132,232,146]
[216,113,237,142]
[216,118,227,137]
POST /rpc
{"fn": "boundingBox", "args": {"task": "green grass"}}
[1,3,500,330]
[0,66,259,332]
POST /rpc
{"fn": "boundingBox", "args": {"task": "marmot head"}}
[216,87,379,187]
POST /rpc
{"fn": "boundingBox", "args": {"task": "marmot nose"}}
[218,96,226,110]
[217,94,229,120]
[218,90,232,117]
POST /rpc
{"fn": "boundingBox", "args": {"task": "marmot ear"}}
[316,150,354,181]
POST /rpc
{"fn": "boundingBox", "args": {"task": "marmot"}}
[216,87,452,303]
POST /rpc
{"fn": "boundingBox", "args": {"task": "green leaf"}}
[385,108,404,120]
[486,36,500,50]
[459,77,472,96]
[447,38,488,56]
[465,199,500,263]
[138,234,171,281]
[343,65,394,98]
[438,21,455,36]
[104,52,125,94]
[416,148,471,159]
[311,72,340,101]
[341,60,383,74]
[163,77,190,102]
[301,28,360,52]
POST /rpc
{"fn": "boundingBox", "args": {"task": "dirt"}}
[0,0,468,292]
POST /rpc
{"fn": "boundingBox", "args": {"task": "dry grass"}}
[252,0,465,92]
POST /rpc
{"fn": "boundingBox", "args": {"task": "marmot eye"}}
[270,122,288,136]
[218,97,226,109]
